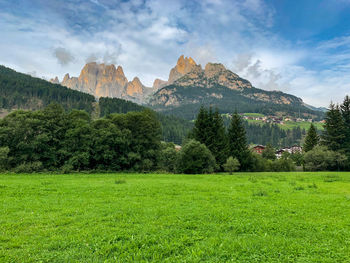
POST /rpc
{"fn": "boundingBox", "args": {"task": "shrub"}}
[0,147,9,171]
[250,152,268,172]
[177,140,216,174]
[158,142,178,173]
[304,146,347,171]
[269,158,296,172]
[13,161,43,173]
[224,156,240,174]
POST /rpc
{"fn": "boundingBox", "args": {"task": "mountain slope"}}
[0,65,95,113]
[149,56,324,120]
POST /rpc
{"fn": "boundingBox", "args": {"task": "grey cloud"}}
[53,47,74,65]
[231,53,289,92]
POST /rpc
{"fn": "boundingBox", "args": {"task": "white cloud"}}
[0,0,349,107]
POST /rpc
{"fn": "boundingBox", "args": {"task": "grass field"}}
[1,172,350,262]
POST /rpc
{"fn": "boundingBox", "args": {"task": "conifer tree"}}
[341,95,350,155]
[191,105,209,144]
[211,109,228,169]
[322,103,345,152]
[191,106,227,170]
[303,123,319,152]
[227,112,251,171]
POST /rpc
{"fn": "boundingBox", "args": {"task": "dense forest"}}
[0,65,95,113]
[151,84,325,120]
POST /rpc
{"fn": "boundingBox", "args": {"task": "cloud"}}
[231,52,290,92]
[53,47,74,66]
[0,0,349,106]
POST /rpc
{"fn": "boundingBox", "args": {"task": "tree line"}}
[301,95,350,171]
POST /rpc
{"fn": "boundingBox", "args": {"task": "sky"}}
[1,0,350,107]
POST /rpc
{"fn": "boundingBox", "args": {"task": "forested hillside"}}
[0,65,95,113]
[151,85,325,121]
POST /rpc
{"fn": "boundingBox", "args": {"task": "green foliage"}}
[158,142,178,173]
[223,156,240,174]
[177,140,216,174]
[341,95,350,167]
[190,107,227,169]
[290,152,304,166]
[99,97,193,145]
[227,112,251,171]
[0,105,162,173]
[304,123,319,152]
[304,145,347,171]
[268,158,295,172]
[249,153,268,172]
[322,103,345,152]
[244,121,305,147]
[0,65,95,113]
[0,146,9,170]
[262,144,276,160]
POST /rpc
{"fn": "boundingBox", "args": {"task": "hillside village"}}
[241,113,325,125]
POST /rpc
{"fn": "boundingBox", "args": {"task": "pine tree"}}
[211,109,228,169]
[322,103,345,152]
[191,106,227,170]
[303,123,319,152]
[341,95,350,150]
[191,105,209,144]
[227,112,251,171]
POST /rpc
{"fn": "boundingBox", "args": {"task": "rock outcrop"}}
[49,76,60,84]
[60,62,151,103]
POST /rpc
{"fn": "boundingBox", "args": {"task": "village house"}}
[252,145,265,154]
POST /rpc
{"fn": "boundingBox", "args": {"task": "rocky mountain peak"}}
[153,78,168,91]
[50,76,60,84]
[59,62,148,101]
[126,77,144,97]
[168,55,201,84]
[204,63,228,78]
[62,73,70,83]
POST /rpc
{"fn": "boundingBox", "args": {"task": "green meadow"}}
[1,172,350,262]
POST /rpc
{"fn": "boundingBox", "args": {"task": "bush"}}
[13,161,43,173]
[177,140,216,174]
[250,152,268,172]
[224,156,240,174]
[0,147,9,170]
[158,142,178,173]
[268,158,296,172]
[304,146,347,171]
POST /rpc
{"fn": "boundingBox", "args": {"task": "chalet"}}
[275,149,285,159]
[290,145,302,153]
[252,145,265,154]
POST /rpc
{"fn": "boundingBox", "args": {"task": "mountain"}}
[53,62,153,104]
[149,56,324,120]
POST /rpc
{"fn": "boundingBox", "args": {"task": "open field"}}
[1,172,350,262]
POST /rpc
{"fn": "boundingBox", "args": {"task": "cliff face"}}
[59,62,151,103]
